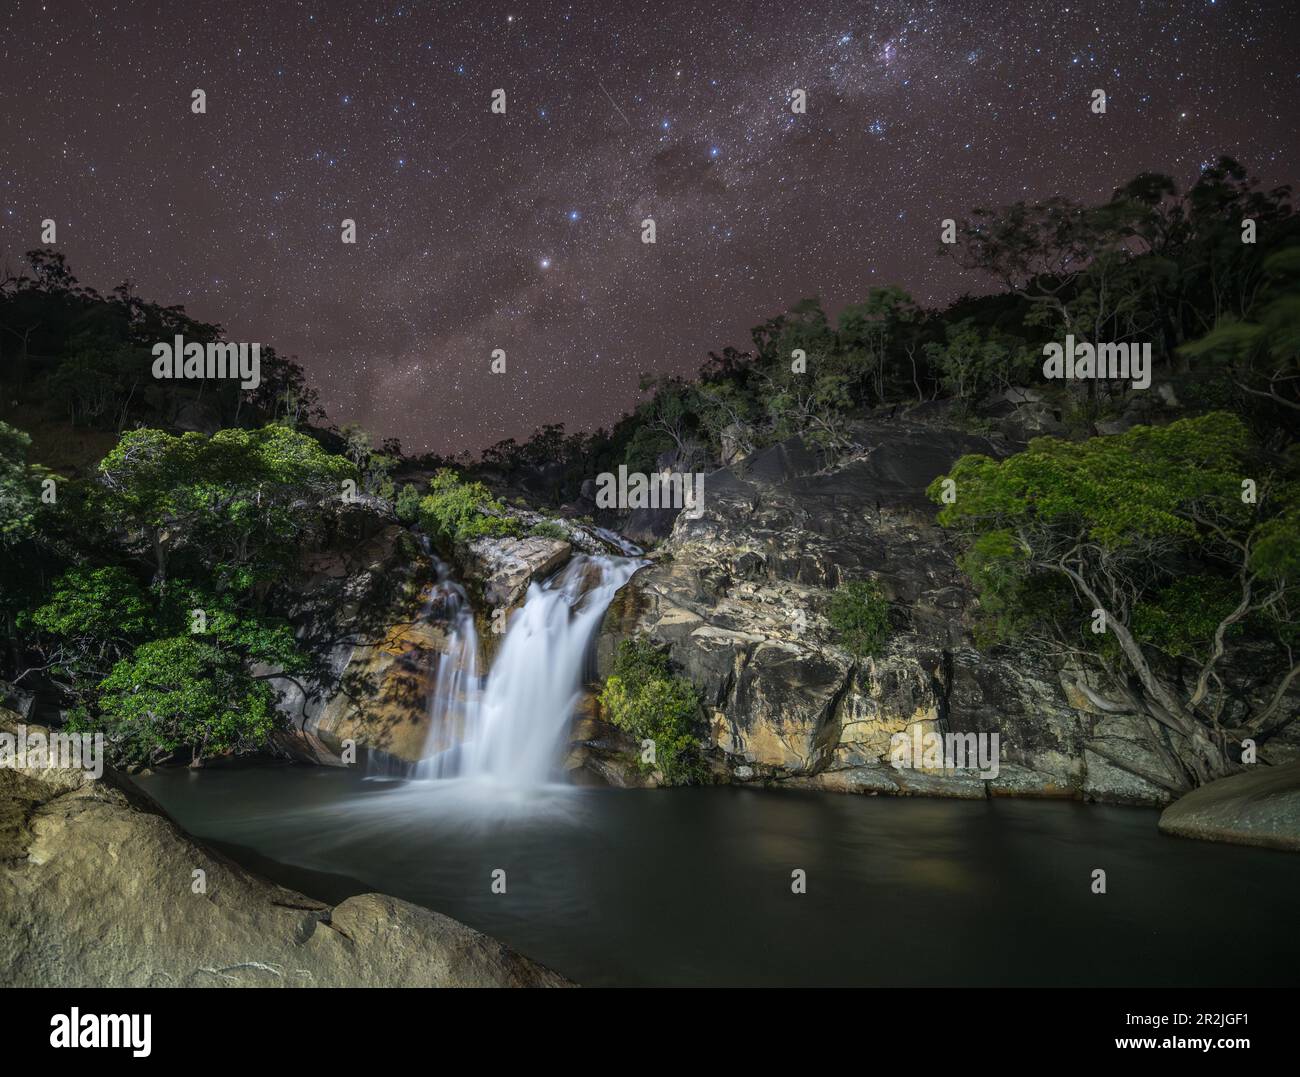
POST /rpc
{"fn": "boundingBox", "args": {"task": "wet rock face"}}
[0,714,572,987]
[595,419,1175,805]
[264,523,441,765]
[271,524,575,766]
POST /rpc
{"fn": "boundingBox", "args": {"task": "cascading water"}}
[415,553,642,789]
[407,555,482,780]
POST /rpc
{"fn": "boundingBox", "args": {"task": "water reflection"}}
[137,765,1300,987]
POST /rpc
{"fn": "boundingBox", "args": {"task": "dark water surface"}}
[135,765,1299,987]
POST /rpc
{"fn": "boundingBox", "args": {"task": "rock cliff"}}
[591,417,1198,804]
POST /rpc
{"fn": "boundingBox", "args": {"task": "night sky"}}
[2,1,1297,454]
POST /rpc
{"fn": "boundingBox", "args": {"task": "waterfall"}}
[407,555,482,780]
[416,553,642,788]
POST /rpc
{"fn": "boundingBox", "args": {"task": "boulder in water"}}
[1158,762,1300,852]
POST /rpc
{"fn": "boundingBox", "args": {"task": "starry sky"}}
[2,0,1297,454]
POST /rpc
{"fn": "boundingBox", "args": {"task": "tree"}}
[339,422,397,497]
[82,636,281,767]
[931,413,1299,793]
[96,425,354,587]
[632,376,704,469]
[417,469,520,546]
[23,566,153,690]
[599,639,703,785]
[923,320,1034,407]
[759,367,855,452]
[1181,244,1300,418]
[0,421,41,546]
[695,379,757,460]
[838,286,924,403]
[826,580,891,657]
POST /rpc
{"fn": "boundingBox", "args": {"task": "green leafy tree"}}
[81,636,281,767]
[394,482,422,523]
[1180,244,1300,418]
[339,422,397,497]
[418,469,520,545]
[0,421,41,546]
[24,566,153,687]
[96,425,354,587]
[930,412,1299,793]
[528,519,569,540]
[599,639,703,785]
[923,320,1035,408]
[628,376,704,469]
[694,379,758,460]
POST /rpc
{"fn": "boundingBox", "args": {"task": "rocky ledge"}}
[459,534,571,609]
[0,714,571,987]
[1158,762,1300,852]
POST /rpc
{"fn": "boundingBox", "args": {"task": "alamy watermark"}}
[594,466,704,518]
[890,728,1000,780]
[50,1008,150,1057]
[152,335,261,389]
[1042,335,1150,390]
[0,724,104,780]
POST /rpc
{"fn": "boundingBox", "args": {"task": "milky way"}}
[2,0,1296,453]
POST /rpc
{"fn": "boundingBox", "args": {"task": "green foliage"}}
[25,566,153,681]
[930,412,1298,664]
[599,639,703,785]
[621,422,675,473]
[156,585,306,671]
[1130,576,1243,659]
[26,561,306,761]
[45,341,152,427]
[1253,491,1300,584]
[923,320,1035,406]
[0,421,42,545]
[1180,242,1300,416]
[339,422,397,497]
[417,469,520,545]
[78,636,281,766]
[96,424,354,586]
[931,413,1254,549]
[528,519,569,540]
[826,580,891,657]
[394,482,422,523]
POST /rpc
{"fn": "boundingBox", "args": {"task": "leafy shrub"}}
[0,421,42,545]
[826,579,890,657]
[599,639,703,785]
[528,519,569,540]
[417,469,520,545]
[394,482,422,523]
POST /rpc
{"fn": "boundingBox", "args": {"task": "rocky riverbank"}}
[0,713,570,987]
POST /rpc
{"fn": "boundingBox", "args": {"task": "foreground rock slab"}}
[0,715,571,987]
[1158,762,1300,853]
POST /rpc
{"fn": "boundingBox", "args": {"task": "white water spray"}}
[416,554,641,788]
